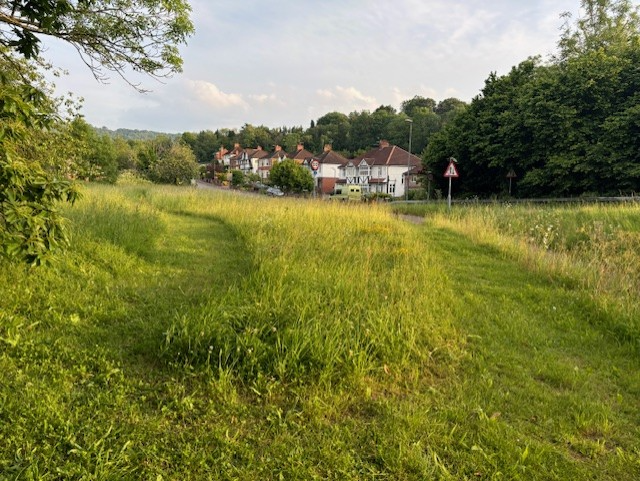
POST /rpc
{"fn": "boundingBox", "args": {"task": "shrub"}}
[116,170,153,185]
[148,143,199,185]
[231,170,245,188]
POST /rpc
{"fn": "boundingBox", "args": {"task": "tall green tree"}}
[424,0,640,198]
[182,130,223,164]
[148,142,198,185]
[238,124,274,151]
[400,95,436,117]
[113,137,137,170]
[557,0,640,60]
[435,98,468,125]
[348,110,376,153]
[269,159,313,194]
[312,112,351,152]
[67,118,118,182]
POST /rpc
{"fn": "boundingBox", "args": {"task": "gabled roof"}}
[266,145,287,160]
[215,147,228,161]
[354,141,422,168]
[267,152,287,160]
[228,144,243,156]
[245,148,269,159]
[313,149,349,166]
[289,148,314,161]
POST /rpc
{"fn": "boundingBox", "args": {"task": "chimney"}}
[234,143,241,150]
[323,144,332,152]
[379,140,390,148]
[275,145,282,152]
[297,143,304,152]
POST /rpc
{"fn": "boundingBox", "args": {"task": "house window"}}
[389,183,396,194]
[359,164,370,177]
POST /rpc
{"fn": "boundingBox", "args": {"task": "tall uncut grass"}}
[395,201,640,346]
[158,189,463,384]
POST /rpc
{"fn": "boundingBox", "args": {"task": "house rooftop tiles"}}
[354,140,422,168]
[267,145,287,160]
[289,143,314,161]
[313,146,349,166]
[245,147,269,159]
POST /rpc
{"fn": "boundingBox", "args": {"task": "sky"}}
[42,0,583,133]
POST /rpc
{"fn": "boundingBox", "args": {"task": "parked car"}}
[266,187,284,197]
[251,181,268,192]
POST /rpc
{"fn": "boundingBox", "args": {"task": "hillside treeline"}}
[86,96,466,184]
[425,0,640,198]
[180,97,467,163]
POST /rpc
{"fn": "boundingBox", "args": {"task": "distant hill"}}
[94,126,181,141]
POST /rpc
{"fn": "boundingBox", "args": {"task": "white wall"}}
[388,165,410,198]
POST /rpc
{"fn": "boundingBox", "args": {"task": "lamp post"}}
[405,118,413,201]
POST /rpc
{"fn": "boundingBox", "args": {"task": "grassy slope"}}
[0,186,638,480]
[419,225,639,479]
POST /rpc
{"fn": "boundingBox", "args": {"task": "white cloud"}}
[249,93,279,104]
[316,86,377,110]
[187,80,248,109]
[45,0,583,132]
[308,86,380,120]
[317,89,335,100]
[335,86,377,106]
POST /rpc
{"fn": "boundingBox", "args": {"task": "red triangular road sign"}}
[444,160,459,178]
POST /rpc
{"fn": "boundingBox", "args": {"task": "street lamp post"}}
[405,118,413,201]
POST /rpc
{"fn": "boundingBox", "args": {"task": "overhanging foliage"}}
[0,0,194,89]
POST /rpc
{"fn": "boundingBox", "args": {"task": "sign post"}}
[506,168,517,196]
[444,157,459,210]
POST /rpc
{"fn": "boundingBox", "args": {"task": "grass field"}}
[0,185,638,479]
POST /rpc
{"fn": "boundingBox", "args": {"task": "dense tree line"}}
[180,97,467,164]
[68,123,198,185]
[425,0,640,198]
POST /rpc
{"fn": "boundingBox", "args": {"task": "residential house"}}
[220,143,243,170]
[288,143,314,165]
[214,146,228,164]
[210,140,421,198]
[258,145,287,180]
[237,147,269,175]
[404,165,422,195]
[303,144,349,194]
[342,140,422,198]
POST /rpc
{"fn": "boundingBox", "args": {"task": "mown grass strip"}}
[396,220,640,479]
[0,184,253,479]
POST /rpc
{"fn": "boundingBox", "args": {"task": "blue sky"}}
[44,0,582,133]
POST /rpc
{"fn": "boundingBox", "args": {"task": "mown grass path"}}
[416,222,640,479]
[78,211,251,371]
[0,192,254,479]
